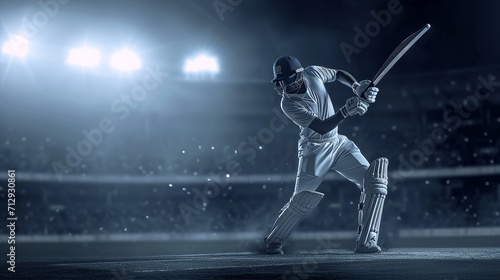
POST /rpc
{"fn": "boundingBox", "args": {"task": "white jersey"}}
[280,66,338,147]
[266,66,385,252]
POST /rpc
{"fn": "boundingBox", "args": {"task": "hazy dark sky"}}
[1,0,498,80]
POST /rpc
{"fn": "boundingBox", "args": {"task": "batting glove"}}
[353,80,379,104]
[340,96,369,117]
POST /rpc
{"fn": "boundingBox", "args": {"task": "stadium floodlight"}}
[2,35,29,57]
[67,47,101,67]
[183,54,219,74]
[110,49,141,71]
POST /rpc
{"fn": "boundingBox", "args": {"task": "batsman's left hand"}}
[353,80,379,104]
[357,99,370,116]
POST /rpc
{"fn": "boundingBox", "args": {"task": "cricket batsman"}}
[264,56,389,254]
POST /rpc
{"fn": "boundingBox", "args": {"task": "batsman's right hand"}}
[340,96,369,117]
[354,80,379,104]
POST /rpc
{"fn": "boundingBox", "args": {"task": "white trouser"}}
[294,135,369,194]
[265,135,372,246]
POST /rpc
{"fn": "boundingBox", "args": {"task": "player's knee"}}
[365,157,388,180]
[364,158,389,195]
[289,190,324,216]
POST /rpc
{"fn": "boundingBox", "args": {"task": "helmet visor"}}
[274,72,304,95]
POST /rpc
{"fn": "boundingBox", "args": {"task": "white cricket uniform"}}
[281,66,370,194]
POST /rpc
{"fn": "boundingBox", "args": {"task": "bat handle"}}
[359,81,375,99]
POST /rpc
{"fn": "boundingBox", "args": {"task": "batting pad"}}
[357,157,388,246]
[265,190,324,245]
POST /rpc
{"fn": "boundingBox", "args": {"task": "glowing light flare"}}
[2,35,29,57]
[184,54,219,74]
[67,47,101,67]
[110,49,141,71]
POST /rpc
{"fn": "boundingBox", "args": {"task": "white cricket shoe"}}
[354,241,382,253]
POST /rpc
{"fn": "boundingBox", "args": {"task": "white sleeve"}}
[281,98,317,128]
[305,66,337,83]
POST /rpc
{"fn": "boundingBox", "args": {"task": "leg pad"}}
[357,158,388,247]
[264,190,324,245]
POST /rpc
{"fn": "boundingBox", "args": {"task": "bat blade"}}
[372,24,431,86]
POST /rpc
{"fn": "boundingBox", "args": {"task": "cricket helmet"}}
[272,56,305,95]
[271,56,303,83]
